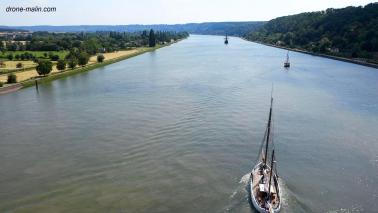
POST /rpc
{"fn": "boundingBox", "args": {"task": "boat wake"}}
[223,173,251,212]
[224,173,293,213]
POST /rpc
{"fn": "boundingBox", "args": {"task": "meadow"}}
[0,51,69,59]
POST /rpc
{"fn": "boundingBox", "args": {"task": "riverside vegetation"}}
[245,3,378,64]
[0,29,189,87]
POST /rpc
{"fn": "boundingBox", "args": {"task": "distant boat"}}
[224,35,229,44]
[284,51,290,68]
[250,95,281,213]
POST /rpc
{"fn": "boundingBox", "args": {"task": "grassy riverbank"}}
[0,40,182,95]
[20,44,169,88]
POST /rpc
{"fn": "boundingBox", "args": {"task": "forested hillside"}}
[245,3,378,63]
[0,22,265,36]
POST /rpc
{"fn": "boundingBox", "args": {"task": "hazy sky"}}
[0,0,375,25]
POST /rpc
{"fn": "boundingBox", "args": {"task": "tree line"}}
[0,29,189,82]
[245,3,378,63]
[0,30,189,53]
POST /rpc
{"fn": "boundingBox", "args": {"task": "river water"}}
[1,35,377,212]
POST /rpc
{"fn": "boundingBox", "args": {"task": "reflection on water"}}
[0,35,377,212]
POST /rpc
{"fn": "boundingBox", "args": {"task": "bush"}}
[56,59,66,71]
[36,60,53,76]
[16,62,23,68]
[50,54,60,61]
[97,54,105,63]
[15,54,20,60]
[22,52,33,60]
[7,54,13,60]
[78,52,89,66]
[68,58,78,69]
[7,73,17,83]
[0,81,3,87]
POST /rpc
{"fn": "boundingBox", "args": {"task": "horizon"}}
[1,21,264,27]
[0,0,375,26]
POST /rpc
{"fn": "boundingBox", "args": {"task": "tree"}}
[68,58,78,69]
[36,60,53,76]
[56,59,66,71]
[78,52,89,66]
[50,54,60,61]
[15,54,20,60]
[7,54,13,60]
[149,29,156,47]
[97,54,105,63]
[7,73,17,83]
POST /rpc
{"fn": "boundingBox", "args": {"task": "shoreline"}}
[0,40,182,95]
[243,38,378,69]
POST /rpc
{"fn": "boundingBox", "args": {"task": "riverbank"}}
[0,41,181,95]
[244,38,378,69]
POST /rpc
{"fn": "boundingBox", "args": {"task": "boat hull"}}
[250,164,281,213]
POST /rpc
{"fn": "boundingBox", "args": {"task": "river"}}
[0,35,377,212]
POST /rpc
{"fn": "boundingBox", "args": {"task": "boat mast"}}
[264,96,273,166]
[268,149,275,196]
[286,51,289,63]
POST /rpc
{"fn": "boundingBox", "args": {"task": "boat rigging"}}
[250,92,281,213]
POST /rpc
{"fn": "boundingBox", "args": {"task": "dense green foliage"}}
[7,73,17,83]
[97,54,105,63]
[0,30,189,53]
[245,3,378,62]
[67,58,78,69]
[78,52,90,66]
[36,60,53,76]
[56,59,66,71]
[149,29,156,47]
[0,51,68,60]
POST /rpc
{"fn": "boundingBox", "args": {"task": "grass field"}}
[0,49,144,83]
[0,60,36,69]
[0,51,69,59]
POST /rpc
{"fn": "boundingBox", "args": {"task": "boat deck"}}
[251,166,280,211]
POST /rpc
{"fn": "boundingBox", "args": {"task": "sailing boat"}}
[224,35,229,44]
[250,95,281,213]
[284,51,290,68]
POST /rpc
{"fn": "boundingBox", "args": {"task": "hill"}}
[0,22,265,36]
[245,3,378,63]
[0,28,28,32]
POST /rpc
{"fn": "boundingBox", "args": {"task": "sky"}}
[0,0,375,26]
